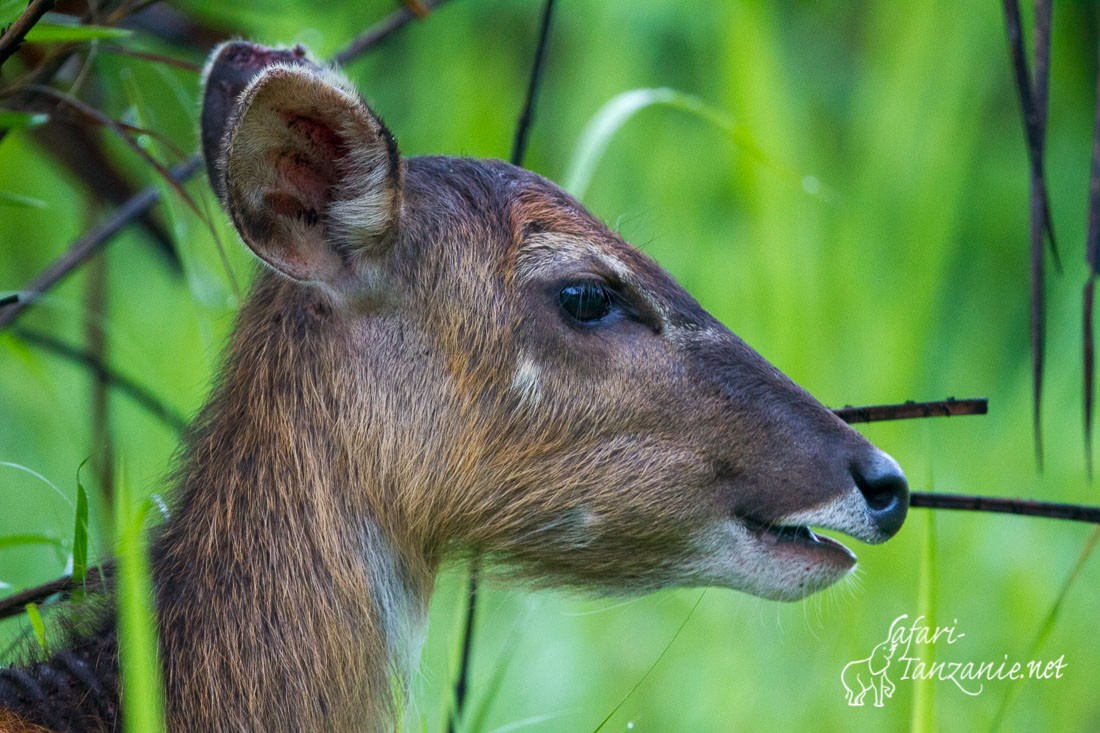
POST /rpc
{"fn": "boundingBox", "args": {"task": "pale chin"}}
[683,519,858,601]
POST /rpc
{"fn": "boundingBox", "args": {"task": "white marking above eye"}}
[517,232,674,333]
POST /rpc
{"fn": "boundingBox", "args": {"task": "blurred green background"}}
[1,0,1098,730]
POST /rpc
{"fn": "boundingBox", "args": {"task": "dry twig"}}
[0,0,56,69]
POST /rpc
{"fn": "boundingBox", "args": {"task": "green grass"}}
[114,462,166,733]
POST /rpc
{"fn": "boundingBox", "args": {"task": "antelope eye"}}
[559,282,613,323]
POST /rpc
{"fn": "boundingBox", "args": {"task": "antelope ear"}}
[219,63,401,287]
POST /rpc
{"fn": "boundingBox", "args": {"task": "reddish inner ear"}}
[266,112,353,225]
[264,191,319,226]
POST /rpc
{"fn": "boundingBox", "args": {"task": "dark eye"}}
[559,282,613,323]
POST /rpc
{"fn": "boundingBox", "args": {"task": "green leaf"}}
[24,602,47,652]
[0,0,22,26]
[25,19,132,43]
[72,459,91,592]
[0,533,64,550]
[0,111,50,130]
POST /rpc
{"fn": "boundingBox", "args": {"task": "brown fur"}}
[0,709,54,733]
[0,43,908,732]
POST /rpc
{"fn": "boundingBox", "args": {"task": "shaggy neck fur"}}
[151,273,430,732]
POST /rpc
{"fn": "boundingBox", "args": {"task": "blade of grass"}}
[461,599,537,733]
[98,44,202,73]
[564,88,830,204]
[910,503,938,731]
[989,526,1099,732]
[72,459,90,599]
[0,190,47,208]
[0,533,64,550]
[0,461,72,509]
[25,21,132,42]
[114,461,165,733]
[489,712,570,733]
[591,591,705,733]
[23,602,47,651]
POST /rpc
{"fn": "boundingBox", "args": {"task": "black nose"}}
[852,451,909,538]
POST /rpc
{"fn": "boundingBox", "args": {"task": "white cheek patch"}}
[544,508,601,549]
[502,507,603,554]
[510,353,543,407]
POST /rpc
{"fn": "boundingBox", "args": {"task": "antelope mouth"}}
[742,517,857,567]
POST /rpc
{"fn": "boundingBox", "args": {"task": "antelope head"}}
[203,42,908,606]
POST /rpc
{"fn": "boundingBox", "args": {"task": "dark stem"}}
[333,0,452,66]
[451,2,557,729]
[1083,27,1100,479]
[0,0,56,69]
[12,327,188,433]
[833,398,987,424]
[1086,280,1096,480]
[0,294,18,308]
[510,0,556,167]
[0,156,202,332]
[1002,0,1059,470]
[1032,0,1052,132]
[0,567,106,622]
[86,254,115,508]
[1001,0,1058,265]
[1030,143,1047,472]
[910,492,1100,524]
[1031,0,1057,274]
[449,568,479,733]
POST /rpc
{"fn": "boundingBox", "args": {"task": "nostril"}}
[859,472,903,512]
[852,451,909,537]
